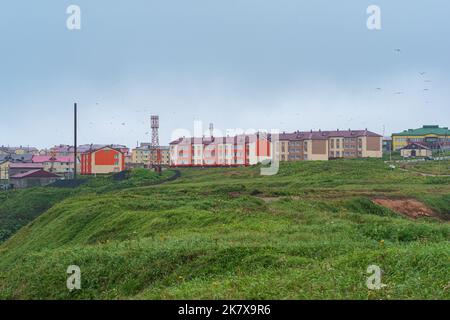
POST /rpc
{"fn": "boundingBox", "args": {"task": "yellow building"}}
[0,160,10,180]
[131,144,170,166]
[392,125,450,150]
[277,129,382,161]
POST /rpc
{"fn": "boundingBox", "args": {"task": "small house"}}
[400,142,432,158]
[10,169,61,189]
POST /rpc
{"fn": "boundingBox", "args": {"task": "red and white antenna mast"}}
[150,115,161,172]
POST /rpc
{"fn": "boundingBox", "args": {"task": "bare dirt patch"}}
[259,197,282,203]
[372,198,441,220]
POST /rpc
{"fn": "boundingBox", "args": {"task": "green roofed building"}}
[392,125,450,150]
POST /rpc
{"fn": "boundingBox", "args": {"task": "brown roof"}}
[170,134,254,145]
[401,142,431,150]
[9,163,44,169]
[82,145,125,155]
[169,129,381,145]
[279,129,381,141]
[10,169,60,179]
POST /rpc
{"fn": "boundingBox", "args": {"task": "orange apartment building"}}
[278,129,382,161]
[169,133,271,167]
[81,146,125,175]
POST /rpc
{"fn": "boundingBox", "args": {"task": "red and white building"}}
[81,146,125,175]
[169,133,272,167]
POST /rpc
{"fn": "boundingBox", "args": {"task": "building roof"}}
[10,169,60,179]
[51,144,128,153]
[0,146,38,153]
[0,153,33,163]
[82,145,125,155]
[392,125,450,137]
[32,155,74,163]
[279,129,381,141]
[134,144,170,151]
[170,134,253,145]
[400,142,431,150]
[9,163,44,169]
[169,130,381,145]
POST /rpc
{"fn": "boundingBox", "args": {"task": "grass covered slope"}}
[0,160,449,299]
[0,169,174,243]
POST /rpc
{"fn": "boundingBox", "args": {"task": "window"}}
[336,140,340,148]
[331,139,334,148]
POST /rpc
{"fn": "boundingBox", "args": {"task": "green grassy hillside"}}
[0,169,173,243]
[0,160,449,299]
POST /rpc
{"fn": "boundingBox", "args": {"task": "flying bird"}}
[419,72,426,76]
[376,87,382,90]
[394,49,402,53]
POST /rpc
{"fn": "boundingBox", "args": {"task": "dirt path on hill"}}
[398,168,450,177]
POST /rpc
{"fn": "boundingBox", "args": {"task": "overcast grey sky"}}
[0,0,449,148]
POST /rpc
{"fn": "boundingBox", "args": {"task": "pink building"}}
[32,155,74,175]
[169,133,272,167]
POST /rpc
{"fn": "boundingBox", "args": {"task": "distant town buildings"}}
[392,125,450,151]
[0,146,39,155]
[1,143,131,184]
[5,123,447,184]
[50,144,129,158]
[0,154,35,180]
[168,128,383,167]
[0,153,33,163]
[278,129,383,161]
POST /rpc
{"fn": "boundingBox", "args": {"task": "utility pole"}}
[74,103,77,180]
